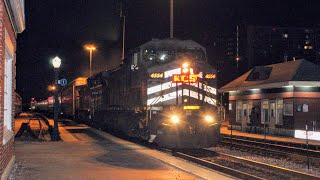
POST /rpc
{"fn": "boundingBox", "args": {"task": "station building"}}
[220,60,320,138]
[0,0,25,178]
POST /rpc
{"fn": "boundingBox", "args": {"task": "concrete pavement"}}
[10,113,233,180]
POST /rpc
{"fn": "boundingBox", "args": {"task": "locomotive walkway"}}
[10,113,232,180]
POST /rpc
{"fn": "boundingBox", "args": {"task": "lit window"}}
[247,101,253,123]
[261,100,269,124]
[236,101,242,122]
[276,99,283,125]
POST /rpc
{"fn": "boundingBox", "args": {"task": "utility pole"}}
[170,0,174,38]
[236,25,240,73]
[120,2,126,64]
[89,48,93,76]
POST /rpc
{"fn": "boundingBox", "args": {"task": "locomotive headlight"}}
[171,115,180,124]
[182,62,189,68]
[182,68,189,73]
[182,62,189,73]
[204,115,214,123]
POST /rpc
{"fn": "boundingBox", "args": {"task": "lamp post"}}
[51,56,61,141]
[85,45,96,77]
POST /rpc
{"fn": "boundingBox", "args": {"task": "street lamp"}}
[85,45,96,77]
[51,56,61,141]
[48,85,56,91]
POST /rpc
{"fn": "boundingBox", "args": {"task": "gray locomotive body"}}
[79,39,221,148]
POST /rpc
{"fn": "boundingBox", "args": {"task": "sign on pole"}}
[58,78,68,86]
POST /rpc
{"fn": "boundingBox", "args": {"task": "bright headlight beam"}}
[204,115,214,123]
[171,115,180,124]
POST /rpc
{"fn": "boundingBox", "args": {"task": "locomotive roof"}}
[138,38,206,51]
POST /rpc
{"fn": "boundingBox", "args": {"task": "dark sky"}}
[16,0,320,102]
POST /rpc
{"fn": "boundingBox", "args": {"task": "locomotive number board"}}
[205,74,216,79]
[149,73,164,79]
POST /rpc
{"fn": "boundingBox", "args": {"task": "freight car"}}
[72,38,221,148]
[60,77,88,118]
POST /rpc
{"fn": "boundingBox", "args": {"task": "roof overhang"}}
[219,81,320,92]
[4,0,25,33]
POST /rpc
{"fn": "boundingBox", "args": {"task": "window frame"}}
[236,101,242,122]
[276,99,284,125]
[261,99,269,124]
[3,29,14,145]
[247,101,253,123]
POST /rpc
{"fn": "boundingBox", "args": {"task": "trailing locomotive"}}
[66,38,221,148]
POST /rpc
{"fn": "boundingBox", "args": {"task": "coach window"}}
[3,29,14,144]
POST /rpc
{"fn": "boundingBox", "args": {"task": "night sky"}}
[16,0,320,102]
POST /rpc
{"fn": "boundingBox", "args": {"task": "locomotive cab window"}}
[143,49,174,63]
[177,49,205,61]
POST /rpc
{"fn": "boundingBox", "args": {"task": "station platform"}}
[221,126,320,147]
[11,113,233,180]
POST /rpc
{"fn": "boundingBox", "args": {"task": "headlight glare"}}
[204,115,214,123]
[171,115,180,124]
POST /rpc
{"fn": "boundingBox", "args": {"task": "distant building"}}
[247,26,320,68]
[213,25,320,70]
[0,0,25,178]
[220,60,320,139]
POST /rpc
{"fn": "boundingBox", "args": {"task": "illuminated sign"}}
[149,73,164,79]
[183,106,200,110]
[205,74,216,79]
[172,74,198,83]
[295,130,320,141]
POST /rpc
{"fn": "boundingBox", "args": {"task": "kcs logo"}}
[172,74,198,83]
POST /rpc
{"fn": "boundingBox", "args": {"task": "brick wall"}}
[294,98,320,130]
[0,0,17,175]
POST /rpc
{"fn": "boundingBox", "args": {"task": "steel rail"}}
[205,149,320,180]
[222,136,320,157]
[172,151,263,180]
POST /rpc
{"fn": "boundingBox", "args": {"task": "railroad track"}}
[173,148,320,180]
[48,117,320,179]
[220,135,320,165]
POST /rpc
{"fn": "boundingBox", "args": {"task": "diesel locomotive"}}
[37,39,221,148]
